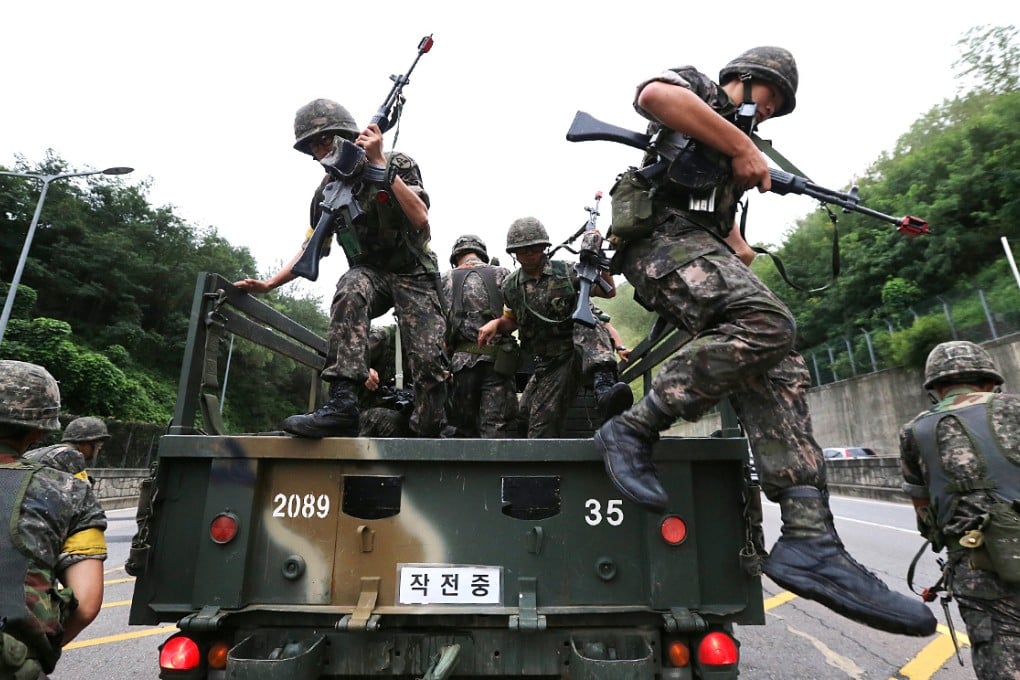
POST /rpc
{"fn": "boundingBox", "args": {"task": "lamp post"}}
[0,166,133,346]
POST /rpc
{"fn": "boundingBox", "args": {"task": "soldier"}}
[593,47,936,635]
[0,361,107,678]
[478,217,632,438]
[442,234,519,438]
[25,416,110,483]
[900,341,1020,677]
[359,325,415,438]
[235,98,448,438]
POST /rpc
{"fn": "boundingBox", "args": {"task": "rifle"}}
[565,110,929,236]
[571,191,613,327]
[291,34,435,281]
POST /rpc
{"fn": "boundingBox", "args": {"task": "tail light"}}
[659,515,688,545]
[210,512,239,544]
[159,635,201,671]
[208,640,230,670]
[697,631,739,666]
[665,639,691,667]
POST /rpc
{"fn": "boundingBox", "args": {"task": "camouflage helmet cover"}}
[923,341,1004,390]
[0,360,61,431]
[506,217,551,252]
[62,416,111,443]
[293,98,360,154]
[719,46,798,117]
[449,234,490,266]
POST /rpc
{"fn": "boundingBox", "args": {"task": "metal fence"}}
[801,286,1020,386]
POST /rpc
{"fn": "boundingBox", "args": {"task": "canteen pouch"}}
[493,338,522,377]
[608,169,655,242]
[979,501,1020,583]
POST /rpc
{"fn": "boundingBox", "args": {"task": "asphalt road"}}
[51,496,979,679]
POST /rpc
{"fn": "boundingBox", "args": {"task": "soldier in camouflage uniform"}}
[442,235,519,438]
[358,325,415,437]
[25,416,110,483]
[236,98,448,438]
[0,361,107,678]
[900,341,1020,678]
[478,217,632,438]
[593,47,936,636]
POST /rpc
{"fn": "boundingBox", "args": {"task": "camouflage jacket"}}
[633,66,746,239]
[502,260,577,357]
[23,443,88,481]
[442,261,512,372]
[307,151,435,274]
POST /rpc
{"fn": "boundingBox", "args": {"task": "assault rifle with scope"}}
[565,110,929,237]
[291,35,434,282]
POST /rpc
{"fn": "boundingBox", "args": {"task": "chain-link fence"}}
[801,285,1020,386]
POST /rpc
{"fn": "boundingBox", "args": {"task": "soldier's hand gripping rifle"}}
[291,34,435,281]
[571,191,613,327]
[565,111,930,237]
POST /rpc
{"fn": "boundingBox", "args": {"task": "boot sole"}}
[594,429,668,513]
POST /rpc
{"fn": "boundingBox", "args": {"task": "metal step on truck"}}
[128,272,765,680]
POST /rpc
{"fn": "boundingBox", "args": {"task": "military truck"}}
[128,272,765,680]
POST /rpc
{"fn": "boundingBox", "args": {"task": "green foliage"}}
[880,316,952,370]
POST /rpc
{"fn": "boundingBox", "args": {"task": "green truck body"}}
[128,273,765,679]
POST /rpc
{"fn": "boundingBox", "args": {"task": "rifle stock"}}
[290,35,434,282]
[566,110,930,236]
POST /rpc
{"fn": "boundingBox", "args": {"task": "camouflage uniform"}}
[900,346,1020,677]
[503,259,621,438]
[357,325,413,437]
[24,444,88,480]
[595,52,936,637]
[0,361,107,676]
[296,153,448,437]
[442,254,518,438]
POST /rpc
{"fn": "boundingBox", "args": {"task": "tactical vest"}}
[448,265,503,353]
[503,260,575,354]
[911,394,1020,532]
[0,463,62,673]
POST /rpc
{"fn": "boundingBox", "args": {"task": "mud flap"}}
[568,634,656,680]
[226,633,327,680]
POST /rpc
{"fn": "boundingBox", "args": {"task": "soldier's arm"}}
[636,80,769,191]
[60,558,103,645]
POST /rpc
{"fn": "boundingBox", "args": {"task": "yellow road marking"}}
[763,590,798,610]
[104,577,136,585]
[103,565,125,575]
[894,626,969,680]
[100,599,132,609]
[63,625,176,650]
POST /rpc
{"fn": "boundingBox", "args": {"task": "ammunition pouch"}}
[0,632,44,680]
[493,337,522,377]
[607,168,656,242]
[963,501,1020,584]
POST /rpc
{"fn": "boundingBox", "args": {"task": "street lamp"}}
[0,166,134,345]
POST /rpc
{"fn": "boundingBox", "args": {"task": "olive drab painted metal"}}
[923,340,1004,389]
[128,273,764,679]
[718,46,798,117]
[506,217,551,252]
[0,360,61,431]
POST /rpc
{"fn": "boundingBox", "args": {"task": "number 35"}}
[584,499,624,526]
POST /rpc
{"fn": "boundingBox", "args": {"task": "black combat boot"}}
[593,395,673,512]
[592,369,633,420]
[282,379,360,438]
[763,486,937,636]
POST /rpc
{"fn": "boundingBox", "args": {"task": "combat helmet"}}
[0,360,61,431]
[719,46,798,117]
[923,341,1004,390]
[62,416,111,443]
[506,217,551,253]
[293,98,360,154]
[449,235,490,266]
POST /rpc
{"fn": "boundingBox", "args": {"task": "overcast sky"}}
[2,1,1015,309]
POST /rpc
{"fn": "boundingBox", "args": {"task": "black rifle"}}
[566,110,929,236]
[291,34,435,281]
[571,191,612,327]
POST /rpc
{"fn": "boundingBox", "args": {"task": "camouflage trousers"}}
[326,266,449,437]
[619,228,825,498]
[446,358,518,438]
[953,560,1020,680]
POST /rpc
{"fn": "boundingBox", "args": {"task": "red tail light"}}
[697,631,738,666]
[660,515,688,545]
[208,641,230,670]
[665,640,691,667]
[160,635,201,671]
[210,512,238,544]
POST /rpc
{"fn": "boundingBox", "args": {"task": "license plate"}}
[397,564,503,604]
